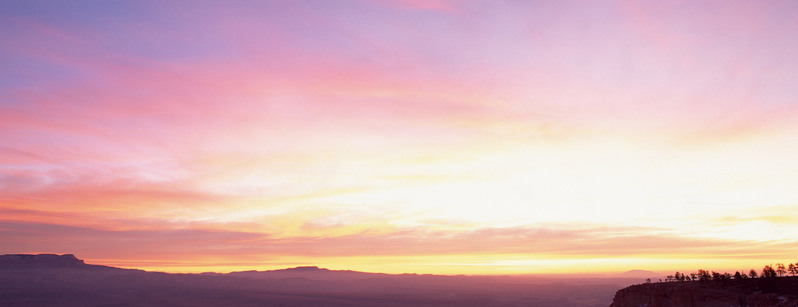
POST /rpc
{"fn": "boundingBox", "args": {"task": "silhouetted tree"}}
[667,272,683,282]
[656,262,798,287]
[697,269,711,281]
[762,265,777,278]
[776,263,786,277]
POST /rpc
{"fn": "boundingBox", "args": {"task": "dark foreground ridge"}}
[0,254,645,307]
[610,277,798,307]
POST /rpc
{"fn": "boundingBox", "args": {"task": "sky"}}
[2,0,798,275]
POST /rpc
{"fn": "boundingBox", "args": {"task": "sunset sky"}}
[2,0,798,275]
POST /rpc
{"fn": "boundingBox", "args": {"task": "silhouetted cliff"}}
[610,277,798,307]
[0,254,86,268]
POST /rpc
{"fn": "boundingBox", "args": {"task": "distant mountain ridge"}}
[222,265,395,281]
[0,254,86,268]
[0,254,645,306]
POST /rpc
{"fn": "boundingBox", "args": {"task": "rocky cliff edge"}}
[611,277,798,307]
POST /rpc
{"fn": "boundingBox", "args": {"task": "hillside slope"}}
[610,277,798,307]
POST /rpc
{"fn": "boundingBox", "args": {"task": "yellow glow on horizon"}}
[90,253,798,276]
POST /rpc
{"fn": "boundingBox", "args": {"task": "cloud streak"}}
[3,219,794,271]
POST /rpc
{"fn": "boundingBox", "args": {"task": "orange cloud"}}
[3,218,794,273]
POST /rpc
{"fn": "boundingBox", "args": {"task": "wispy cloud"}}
[3,220,793,267]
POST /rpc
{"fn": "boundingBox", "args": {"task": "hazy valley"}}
[0,254,648,307]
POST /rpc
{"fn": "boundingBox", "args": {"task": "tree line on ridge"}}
[646,261,798,283]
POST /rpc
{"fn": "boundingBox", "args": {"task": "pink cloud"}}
[0,163,229,218]
[0,220,264,260]
[2,219,792,265]
[372,0,460,13]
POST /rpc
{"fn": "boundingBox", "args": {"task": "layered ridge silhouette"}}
[0,254,647,307]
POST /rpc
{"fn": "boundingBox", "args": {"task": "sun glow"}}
[2,0,798,275]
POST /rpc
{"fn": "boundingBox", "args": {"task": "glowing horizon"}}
[2,0,798,275]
